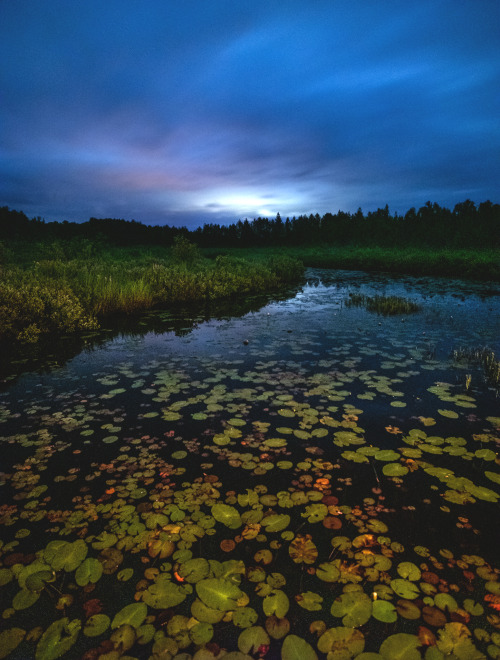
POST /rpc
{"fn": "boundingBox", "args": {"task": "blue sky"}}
[1,1,499,227]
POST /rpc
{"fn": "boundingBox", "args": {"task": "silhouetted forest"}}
[0,200,498,249]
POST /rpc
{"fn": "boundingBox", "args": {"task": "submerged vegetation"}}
[346,294,421,315]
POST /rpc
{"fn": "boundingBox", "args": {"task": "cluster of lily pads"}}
[0,287,499,659]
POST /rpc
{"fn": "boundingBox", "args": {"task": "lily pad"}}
[330,591,372,627]
[317,627,365,656]
[379,633,421,659]
[282,634,318,660]
[35,618,81,660]
[196,578,244,611]
[211,503,242,529]
[238,626,270,654]
[0,628,25,659]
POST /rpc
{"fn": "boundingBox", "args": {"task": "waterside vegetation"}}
[345,293,421,315]
[453,347,500,388]
[1,201,498,343]
[0,237,303,343]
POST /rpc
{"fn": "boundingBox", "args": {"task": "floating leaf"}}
[0,628,25,659]
[44,540,88,572]
[142,574,190,609]
[379,633,421,659]
[397,562,421,582]
[282,634,318,660]
[212,503,242,529]
[196,578,244,611]
[238,626,270,654]
[383,463,409,477]
[317,627,365,656]
[295,591,323,612]
[390,579,420,600]
[262,514,291,532]
[330,592,372,627]
[111,602,147,629]
[373,600,398,623]
[289,534,318,564]
[35,618,81,660]
[83,614,110,637]
[75,558,102,587]
[263,590,290,618]
[233,607,259,628]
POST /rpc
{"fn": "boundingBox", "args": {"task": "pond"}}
[0,268,499,660]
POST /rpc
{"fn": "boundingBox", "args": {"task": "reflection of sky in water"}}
[111,268,500,364]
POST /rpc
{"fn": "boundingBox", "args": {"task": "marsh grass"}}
[0,243,303,342]
[221,246,500,280]
[346,293,421,315]
[452,347,500,387]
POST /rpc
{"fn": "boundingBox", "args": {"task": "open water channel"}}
[0,269,499,659]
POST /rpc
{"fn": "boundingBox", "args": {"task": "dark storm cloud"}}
[1,0,499,226]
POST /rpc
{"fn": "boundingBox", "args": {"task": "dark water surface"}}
[0,269,499,659]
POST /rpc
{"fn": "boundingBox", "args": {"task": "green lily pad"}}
[75,558,103,587]
[0,628,25,659]
[296,591,323,612]
[263,590,290,618]
[142,574,190,608]
[379,633,421,659]
[35,618,81,660]
[238,626,270,654]
[317,627,365,656]
[44,539,88,572]
[330,592,372,627]
[396,562,421,581]
[282,634,318,660]
[191,598,225,624]
[261,514,291,532]
[189,621,214,645]
[212,503,242,529]
[390,579,420,600]
[438,409,459,419]
[382,463,409,477]
[196,578,244,611]
[178,557,210,583]
[25,569,56,593]
[233,607,259,628]
[111,602,147,629]
[13,589,40,610]
[372,600,398,623]
[83,614,110,637]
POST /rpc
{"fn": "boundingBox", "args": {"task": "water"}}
[0,269,499,659]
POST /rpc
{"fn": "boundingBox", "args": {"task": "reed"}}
[0,244,303,342]
[346,293,420,315]
[452,347,500,387]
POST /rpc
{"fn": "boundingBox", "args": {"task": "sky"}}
[1,1,499,228]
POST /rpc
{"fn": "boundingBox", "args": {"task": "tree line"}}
[0,199,498,249]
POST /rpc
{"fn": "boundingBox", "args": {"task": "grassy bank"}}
[210,245,500,280]
[1,238,498,344]
[0,240,303,343]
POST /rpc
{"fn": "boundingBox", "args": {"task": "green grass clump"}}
[346,293,420,315]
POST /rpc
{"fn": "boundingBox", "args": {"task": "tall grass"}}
[452,347,500,388]
[346,293,421,315]
[216,246,500,280]
[0,243,303,342]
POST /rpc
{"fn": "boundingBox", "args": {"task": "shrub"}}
[0,280,99,343]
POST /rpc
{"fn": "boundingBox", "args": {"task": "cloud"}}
[1,0,499,225]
